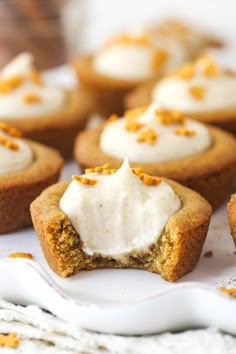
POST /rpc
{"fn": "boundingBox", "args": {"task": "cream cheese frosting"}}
[0,125,33,174]
[152,55,236,112]
[93,33,188,81]
[60,160,181,258]
[0,53,66,119]
[100,103,211,163]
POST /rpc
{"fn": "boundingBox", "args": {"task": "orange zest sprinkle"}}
[125,121,145,132]
[73,175,97,185]
[219,286,236,296]
[0,135,19,150]
[101,34,150,50]
[124,106,147,119]
[0,333,20,349]
[22,92,41,103]
[136,129,157,145]
[173,127,196,136]
[0,122,21,137]
[140,173,162,186]
[188,85,205,100]
[0,75,23,93]
[169,63,195,79]
[155,109,185,125]
[30,69,43,85]
[8,252,33,259]
[104,114,118,127]
[132,167,144,176]
[203,62,218,77]
[151,48,168,70]
[85,163,111,174]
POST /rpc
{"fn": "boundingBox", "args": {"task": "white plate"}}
[0,160,236,335]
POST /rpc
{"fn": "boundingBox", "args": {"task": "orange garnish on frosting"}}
[124,106,147,119]
[101,34,150,50]
[30,69,43,85]
[104,114,118,127]
[0,333,20,349]
[173,127,196,136]
[85,163,111,174]
[136,129,157,145]
[0,135,19,150]
[169,63,195,79]
[72,175,97,185]
[203,62,218,77]
[140,173,162,186]
[151,48,168,70]
[0,75,23,93]
[0,122,21,137]
[22,93,41,103]
[155,109,185,125]
[8,252,33,259]
[132,167,144,176]
[125,121,145,132]
[188,85,205,100]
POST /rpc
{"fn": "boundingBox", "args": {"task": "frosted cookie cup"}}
[74,104,236,209]
[0,122,63,233]
[31,161,211,282]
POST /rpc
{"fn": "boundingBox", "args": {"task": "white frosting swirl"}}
[0,130,33,174]
[100,103,211,163]
[0,53,66,119]
[152,58,236,112]
[93,34,188,81]
[60,160,181,258]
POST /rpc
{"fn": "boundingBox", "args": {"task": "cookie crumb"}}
[219,286,236,296]
[0,333,20,349]
[151,48,168,70]
[204,250,213,258]
[173,127,196,136]
[8,252,33,259]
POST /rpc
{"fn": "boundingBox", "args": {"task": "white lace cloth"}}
[0,299,235,353]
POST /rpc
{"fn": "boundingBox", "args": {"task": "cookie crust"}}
[73,55,161,116]
[228,194,236,244]
[0,140,63,233]
[2,89,94,159]
[30,179,211,282]
[125,82,236,134]
[74,125,236,209]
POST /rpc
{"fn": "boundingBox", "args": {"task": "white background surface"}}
[75,0,236,66]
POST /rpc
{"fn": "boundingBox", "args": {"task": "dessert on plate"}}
[0,53,94,158]
[126,55,236,134]
[30,160,212,282]
[73,30,190,116]
[74,103,236,209]
[227,195,236,243]
[0,121,63,233]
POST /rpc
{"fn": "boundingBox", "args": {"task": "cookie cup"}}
[3,89,94,159]
[125,82,236,134]
[228,194,236,244]
[73,55,161,117]
[74,125,236,210]
[30,179,211,282]
[0,140,63,233]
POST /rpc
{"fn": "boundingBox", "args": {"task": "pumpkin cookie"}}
[31,160,211,282]
[126,55,236,134]
[74,103,236,209]
[73,31,189,116]
[0,53,94,158]
[0,122,63,233]
[228,194,236,244]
